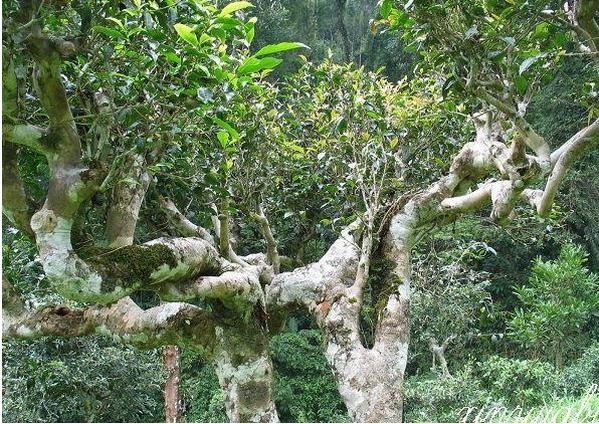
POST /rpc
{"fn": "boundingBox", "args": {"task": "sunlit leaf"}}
[254,42,309,58]
[237,56,283,75]
[174,23,198,46]
[218,1,253,17]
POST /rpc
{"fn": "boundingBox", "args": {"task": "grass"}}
[458,385,599,423]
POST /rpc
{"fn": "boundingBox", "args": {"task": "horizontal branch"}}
[2,276,217,349]
[3,124,46,154]
[3,297,218,350]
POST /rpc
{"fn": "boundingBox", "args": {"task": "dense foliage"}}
[2,0,598,422]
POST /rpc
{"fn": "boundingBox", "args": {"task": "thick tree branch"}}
[159,265,267,312]
[2,143,35,239]
[105,153,152,248]
[3,278,218,350]
[3,124,46,154]
[537,117,599,214]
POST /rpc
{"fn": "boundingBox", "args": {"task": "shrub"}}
[555,341,599,397]
[404,365,493,422]
[477,355,555,408]
[508,244,599,368]
[179,353,227,423]
[271,330,349,423]
[2,337,164,423]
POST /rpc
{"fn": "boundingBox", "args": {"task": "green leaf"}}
[218,1,254,17]
[93,26,124,39]
[164,51,181,64]
[106,17,125,30]
[519,55,542,75]
[174,23,198,46]
[237,56,283,75]
[199,33,212,45]
[213,117,240,139]
[254,42,309,58]
[514,75,528,95]
[246,23,255,42]
[217,131,230,148]
[380,0,392,18]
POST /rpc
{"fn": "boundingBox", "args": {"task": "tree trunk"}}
[213,323,279,423]
[334,0,352,62]
[324,343,405,422]
[163,345,181,423]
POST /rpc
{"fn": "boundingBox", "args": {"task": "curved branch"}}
[267,223,361,320]
[537,117,599,214]
[158,195,216,246]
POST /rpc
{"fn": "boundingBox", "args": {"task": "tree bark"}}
[213,323,279,423]
[164,345,181,423]
[105,153,152,247]
[334,0,352,62]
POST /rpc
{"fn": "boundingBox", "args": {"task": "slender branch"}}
[218,198,232,260]
[251,203,281,274]
[159,195,216,246]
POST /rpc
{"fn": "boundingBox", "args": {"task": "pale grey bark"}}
[159,195,216,246]
[430,335,455,378]
[214,325,279,423]
[4,3,598,422]
[105,153,152,248]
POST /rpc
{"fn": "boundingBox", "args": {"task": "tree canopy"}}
[2,0,598,422]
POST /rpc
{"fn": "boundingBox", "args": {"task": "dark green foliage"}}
[555,341,599,397]
[508,244,599,368]
[270,330,349,423]
[526,55,599,271]
[179,351,227,423]
[2,338,164,423]
[404,366,493,423]
[477,355,555,408]
[251,0,416,80]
